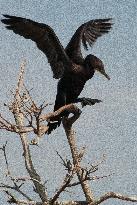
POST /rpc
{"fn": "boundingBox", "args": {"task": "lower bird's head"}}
[87,54,110,80]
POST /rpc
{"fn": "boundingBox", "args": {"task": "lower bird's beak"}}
[99,70,110,80]
[103,72,110,80]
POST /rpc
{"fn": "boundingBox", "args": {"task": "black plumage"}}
[1,15,113,134]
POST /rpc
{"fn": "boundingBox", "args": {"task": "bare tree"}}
[0,62,137,205]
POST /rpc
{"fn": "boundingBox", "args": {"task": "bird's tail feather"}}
[47,119,61,135]
[47,110,69,134]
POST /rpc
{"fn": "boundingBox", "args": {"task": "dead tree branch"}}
[11,62,48,202]
[3,189,41,205]
[0,141,10,175]
[0,182,32,201]
[63,113,94,203]
[51,152,75,204]
[91,192,137,205]
[51,174,73,204]
[1,61,137,205]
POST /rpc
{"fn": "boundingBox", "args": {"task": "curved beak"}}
[95,65,110,80]
[99,69,110,80]
[102,71,110,80]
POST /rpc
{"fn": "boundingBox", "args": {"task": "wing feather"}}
[65,18,113,63]
[1,14,71,79]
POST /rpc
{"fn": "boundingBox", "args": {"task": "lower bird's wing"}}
[1,14,71,79]
[65,18,113,63]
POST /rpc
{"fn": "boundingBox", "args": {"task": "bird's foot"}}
[76,97,102,108]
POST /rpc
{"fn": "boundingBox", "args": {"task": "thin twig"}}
[0,182,32,201]
[3,189,40,204]
[51,173,73,204]
[67,173,114,187]
[0,141,10,175]
[56,151,73,171]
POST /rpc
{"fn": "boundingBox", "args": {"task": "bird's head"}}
[87,55,110,80]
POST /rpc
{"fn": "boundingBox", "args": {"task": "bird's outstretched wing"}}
[1,14,71,79]
[65,18,113,63]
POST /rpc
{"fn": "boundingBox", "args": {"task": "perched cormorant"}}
[1,15,113,134]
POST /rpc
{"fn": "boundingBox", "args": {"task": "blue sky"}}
[0,1,137,204]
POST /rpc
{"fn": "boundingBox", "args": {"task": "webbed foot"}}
[76,97,102,108]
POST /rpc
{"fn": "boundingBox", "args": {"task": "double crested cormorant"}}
[1,15,113,134]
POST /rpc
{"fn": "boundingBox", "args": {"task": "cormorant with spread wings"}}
[1,15,113,134]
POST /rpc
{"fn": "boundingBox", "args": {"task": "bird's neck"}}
[84,63,95,80]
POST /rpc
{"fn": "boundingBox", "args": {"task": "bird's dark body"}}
[1,14,112,134]
[54,62,95,111]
